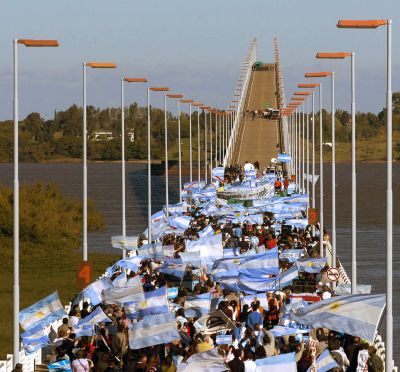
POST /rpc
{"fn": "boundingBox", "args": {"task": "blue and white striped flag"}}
[198,224,214,238]
[78,306,111,327]
[140,286,169,317]
[296,258,327,273]
[291,293,386,342]
[19,292,66,331]
[237,273,277,294]
[255,352,296,372]
[128,312,179,349]
[111,235,138,250]
[159,262,187,279]
[264,265,299,291]
[112,272,127,287]
[277,153,291,163]
[184,292,211,317]
[74,325,96,337]
[102,280,144,305]
[47,359,72,371]
[186,234,223,259]
[308,349,339,372]
[238,248,279,276]
[82,277,113,306]
[21,324,50,355]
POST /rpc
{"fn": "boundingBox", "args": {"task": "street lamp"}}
[305,71,335,268]
[337,19,392,371]
[316,52,357,293]
[200,106,210,183]
[180,99,194,183]
[166,94,184,201]
[148,87,169,233]
[121,77,147,258]
[83,62,117,262]
[192,102,204,188]
[13,38,59,364]
[298,83,321,244]
[289,101,302,190]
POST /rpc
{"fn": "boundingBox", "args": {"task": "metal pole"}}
[351,53,356,294]
[302,104,305,193]
[197,107,201,187]
[209,112,213,171]
[189,104,192,182]
[13,38,20,365]
[147,88,152,242]
[164,94,169,218]
[331,72,336,269]
[121,79,126,259]
[82,63,88,262]
[385,19,393,372]
[319,84,324,257]
[312,92,315,210]
[306,98,310,196]
[204,109,207,184]
[215,112,218,165]
[178,100,182,201]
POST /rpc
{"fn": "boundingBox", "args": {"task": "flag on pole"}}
[19,292,66,331]
[291,293,386,342]
[47,359,72,371]
[238,248,279,276]
[184,293,211,317]
[255,352,296,372]
[128,312,179,349]
[296,258,327,273]
[307,349,339,372]
[77,306,111,327]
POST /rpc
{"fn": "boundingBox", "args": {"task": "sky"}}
[0,0,399,120]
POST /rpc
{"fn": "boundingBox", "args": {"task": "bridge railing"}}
[223,39,257,166]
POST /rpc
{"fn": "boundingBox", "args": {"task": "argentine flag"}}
[238,248,279,276]
[198,224,214,238]
[102,280,144,305]
[159,262,187,279]
[255,352,296,372]
[19,291,66,331]
[184,292,211,317]
[78,306,111,327]
[291,293,386,342]
[264,265,299,291]
[47,359,72,371]
[112,272,127,287]
[139,286,169,317]
[296,257,327,273]
[21,324,50,355]
[237,274,276,294]
[128,312,179,349]
[81,277,113,306]
[307,349,339,372]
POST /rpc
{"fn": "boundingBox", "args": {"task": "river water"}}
[0,162,399,358]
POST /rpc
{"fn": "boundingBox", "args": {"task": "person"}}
[195,334,213,353]
[80,302,91,319]
[11,364,23,372]
[246,304,263,330]
[283,177,290,191]
[72,350,90,372]
[57,318,70,337]
[367,346,384,372]
[111,324,128,360]
[274,178,282,193]
[228,348,245,372]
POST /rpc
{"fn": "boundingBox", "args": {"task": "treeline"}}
[0,103,207,162]
[0,93,399,162]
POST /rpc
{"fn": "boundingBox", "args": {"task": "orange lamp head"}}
[180,99,194,103]
[86,62,117,68]
[166,94,183,99]
[294,91,311,96]
[192,102,204,107]
[298,84,320,88]
[124,78,147,83]
[18,39,59,47]
[305,72,332,78]
[337,19,387,29]
[149,87,169,92]
[316,52,351,59]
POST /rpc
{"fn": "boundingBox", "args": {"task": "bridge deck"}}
[233,64,279,169]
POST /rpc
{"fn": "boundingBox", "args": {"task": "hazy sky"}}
[0,0,398,120]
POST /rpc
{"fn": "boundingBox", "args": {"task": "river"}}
[0,162,399,359]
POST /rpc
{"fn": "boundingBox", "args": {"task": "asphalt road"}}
[233,64,279,170]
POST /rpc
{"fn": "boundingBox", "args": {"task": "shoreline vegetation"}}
[0,94,399,164]
[0,183,119,359]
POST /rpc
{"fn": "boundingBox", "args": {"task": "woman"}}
[72,350,90,372]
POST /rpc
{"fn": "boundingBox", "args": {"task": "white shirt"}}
[68,316,79,331]
[244,163,255,171]
[244,360,257,372]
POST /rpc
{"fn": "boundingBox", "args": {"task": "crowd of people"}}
[20,164,385,372]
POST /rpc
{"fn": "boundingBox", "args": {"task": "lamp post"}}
[166,94,184,202]
[337,19,392,371]
[208,109,213,171]
[83,62,117,262]
[192,102,204,187]
[180,99,194,183]
[13,38,59,364]
[148,87,169,231]
[317,52,357,291]
[200,106,210,183]
[298,84,320,239]
[121,78,147,258]
[305,72,335,267]
[291,99,305,193]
